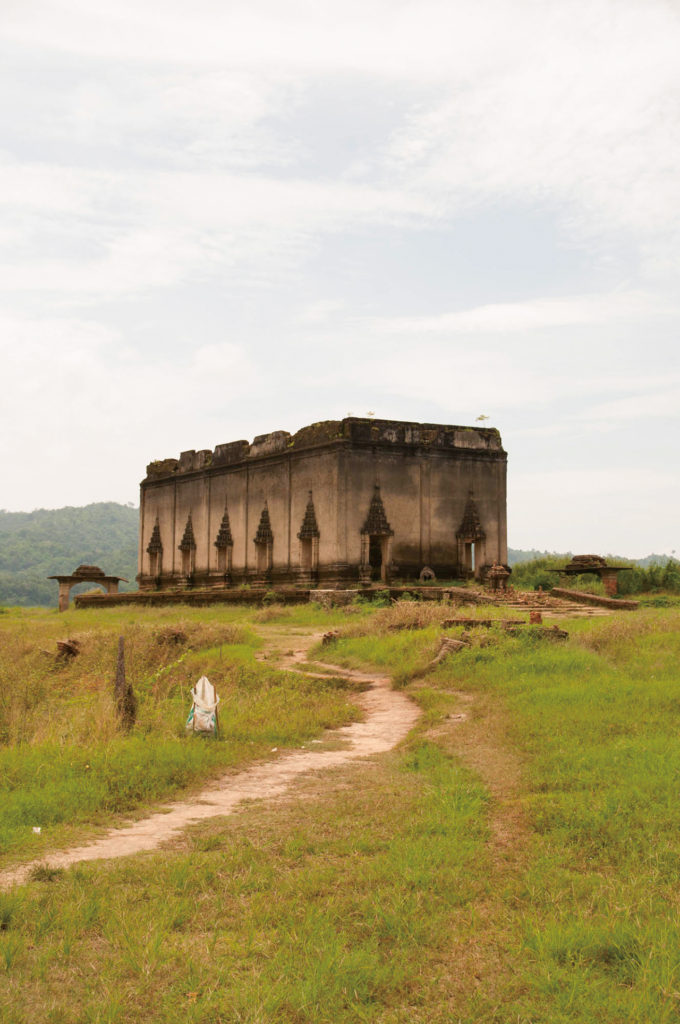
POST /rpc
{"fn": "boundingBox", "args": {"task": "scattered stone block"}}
[56,639,80,659]
[155,627,188,646]
[428,635,471,668]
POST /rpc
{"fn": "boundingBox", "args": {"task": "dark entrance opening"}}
[300,537,313,571]
[368,536,383,577]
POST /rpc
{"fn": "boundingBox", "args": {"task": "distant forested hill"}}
[0,503,138,607]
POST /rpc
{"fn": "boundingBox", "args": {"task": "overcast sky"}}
[2,0,679,557]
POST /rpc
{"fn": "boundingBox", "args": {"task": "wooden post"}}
[114,636,137,731]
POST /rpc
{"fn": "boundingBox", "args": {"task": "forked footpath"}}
[0,654,420,890]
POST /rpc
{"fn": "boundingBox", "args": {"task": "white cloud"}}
[0,313,259,506]
[297,300,346,324]
[2,0,679,305]
[0,0,679,558]
[515,466,675,499]
[0,161,102,216]
[1,0,532,73]
[384,2,680,268]
[367,291,664,335]
[326,344,562,412]
[0,158,433,298]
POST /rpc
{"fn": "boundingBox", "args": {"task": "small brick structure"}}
[486,562,511,592]
[550,555,632,596]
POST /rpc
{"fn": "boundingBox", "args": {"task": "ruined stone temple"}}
[136,418,508,590]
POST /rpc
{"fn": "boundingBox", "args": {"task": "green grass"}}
[309,598,499,684]
[317,605,680,1020]
[2,600,680,1021]
[0,743,487,1024]
[0,605,364,864]
[312,625,442,683]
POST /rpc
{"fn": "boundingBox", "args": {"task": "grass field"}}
[1,598,679,1022]
[0,603,366,865]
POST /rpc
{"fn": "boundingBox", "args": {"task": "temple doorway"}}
[456,492,486,580]
[360,485,394,585]
[300,537,313,571]
[368,536,383,578]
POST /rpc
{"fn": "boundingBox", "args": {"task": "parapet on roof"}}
[145,417,505,480]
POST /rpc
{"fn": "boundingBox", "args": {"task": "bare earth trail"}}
[0,630,420,891]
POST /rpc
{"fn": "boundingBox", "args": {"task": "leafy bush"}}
[509,555,567,591]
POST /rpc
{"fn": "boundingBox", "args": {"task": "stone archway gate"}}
[48,565,128,612]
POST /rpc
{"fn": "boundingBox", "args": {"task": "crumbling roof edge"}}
[143,418,506,483]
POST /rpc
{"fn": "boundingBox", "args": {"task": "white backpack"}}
[186,675,220,735]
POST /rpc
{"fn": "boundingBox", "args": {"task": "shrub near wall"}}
[510,556,571,592]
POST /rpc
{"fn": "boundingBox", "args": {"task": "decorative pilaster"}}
[253,502,274,581]
[297,491,320,584]
[214,502,234,584]
[146,517,163,579]
[178,514,197,583]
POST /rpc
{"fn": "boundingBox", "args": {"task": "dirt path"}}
[0,635,420,890]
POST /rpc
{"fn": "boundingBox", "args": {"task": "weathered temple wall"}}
[137,418,507,589]
[341,448,507,576]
